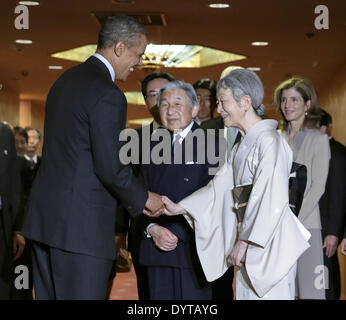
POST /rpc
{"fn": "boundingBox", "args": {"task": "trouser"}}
[31,241,113,300]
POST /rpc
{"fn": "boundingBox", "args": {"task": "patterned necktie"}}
[172,134,182,153]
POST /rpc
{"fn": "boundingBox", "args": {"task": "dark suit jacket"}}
[138,122,220,282]
[0,123,21,296]
[0,123,21,245]
[115,122,156,257]
[22,56,148,260]
[319,138,346,241]
[15,156,41,232]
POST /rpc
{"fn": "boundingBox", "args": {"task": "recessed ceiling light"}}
[48,66,63,70]
[18,1,40,5]
[251,41,269,46]
[15,39,32,44]
[208,3,230,8]
[247,67,261,71]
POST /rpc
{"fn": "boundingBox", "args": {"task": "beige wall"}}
[319,62,346,145]
[0,86,20,127]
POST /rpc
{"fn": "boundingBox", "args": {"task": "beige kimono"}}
[180,120,311,299]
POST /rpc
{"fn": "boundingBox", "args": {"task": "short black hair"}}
[97,15,147,49]
[193,78,217,97]
[320,109,332,127]
[193,78,217,118]
[25,126,42,140]
[141,72,175,97]
[14,126,28,143]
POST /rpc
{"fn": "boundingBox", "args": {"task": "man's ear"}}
[191,104,199,118]
[114,41,126,57]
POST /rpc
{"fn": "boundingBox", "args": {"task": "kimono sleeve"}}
[179,160,238,281]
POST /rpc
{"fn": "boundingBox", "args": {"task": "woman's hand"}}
[161,196,187,216]
[148,225,178,251]
[227,240,248,267]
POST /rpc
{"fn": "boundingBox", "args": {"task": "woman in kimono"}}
[274,78,330,299]
[162,69,311,300]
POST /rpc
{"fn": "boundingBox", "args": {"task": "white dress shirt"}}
[93,53,115,82]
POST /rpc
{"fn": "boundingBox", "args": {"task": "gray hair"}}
[217,69,265,117]
[97,15,147,49]
[157,80,198,109]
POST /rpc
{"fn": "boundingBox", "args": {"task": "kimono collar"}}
[234,119,278,162]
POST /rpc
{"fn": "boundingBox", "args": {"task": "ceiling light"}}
[247,67,261,71]
[18,1,40,5]
[251,41,269,46]
[51,44,247,68]
[15,39,32,44]
[128,118,153,126]
[124,92,145,105]
[48,66,63,70]
[208,3,230,8]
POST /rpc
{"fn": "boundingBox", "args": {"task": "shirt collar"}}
[24,154,38,163]
[93,53,115,82]
[172,121,194,144]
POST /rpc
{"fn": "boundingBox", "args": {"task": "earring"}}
[305,111,308,116]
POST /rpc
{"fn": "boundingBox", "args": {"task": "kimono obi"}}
[232,184,253,223]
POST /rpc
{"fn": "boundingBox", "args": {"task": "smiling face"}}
[280,87,310,125]
[216,87,243,128]
[159,88,198,132]
[114,34,147,81]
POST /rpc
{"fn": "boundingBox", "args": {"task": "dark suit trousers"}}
[323,252,341,300]
[31,241,112,300]
[147,266,212,300]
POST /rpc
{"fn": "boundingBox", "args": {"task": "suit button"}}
[184,178,189,182]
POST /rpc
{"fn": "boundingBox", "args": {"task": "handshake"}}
[142,191,186,217]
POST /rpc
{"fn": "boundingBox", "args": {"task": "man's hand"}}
[115,233,128,259]
[227,240,248,267]
[341,238,346,256]
[13,233,25,261]
[323,235,339,258]
[143,192,164,217]
[161,196,186,216]
[148,225,178,251]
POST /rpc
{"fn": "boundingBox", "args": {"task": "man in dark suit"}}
[138,80,222,299]
[115,71,175,300]
[11,127,42,299]
[0,122,21,299]
[22,15,163,300]
[319,109,346,300]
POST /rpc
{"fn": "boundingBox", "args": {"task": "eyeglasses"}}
[145,92,159,99]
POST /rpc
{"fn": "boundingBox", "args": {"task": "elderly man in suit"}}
[319,109,346,299]
[138,80,223,299]
[22,15,163,300]
[0,122,21,299]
